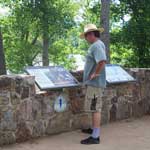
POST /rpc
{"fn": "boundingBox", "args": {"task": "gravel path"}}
[1,116,150,150]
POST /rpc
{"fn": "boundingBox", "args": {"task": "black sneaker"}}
[81,128,93,134]
[80,136,100,145]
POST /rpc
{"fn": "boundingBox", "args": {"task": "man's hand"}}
[89,73,99,80]
[78,70,84,74]
[89,60,106,80]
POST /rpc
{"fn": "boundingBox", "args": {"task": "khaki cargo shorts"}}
[84,86,104,113]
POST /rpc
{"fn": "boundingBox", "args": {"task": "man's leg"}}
[91,112,101,138]
[81,86,102,144]
[80,112,101,144]
[92,112,101,127]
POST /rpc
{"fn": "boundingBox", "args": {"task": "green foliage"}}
[115,0,150,67]
[110,0,150,68]
[1,15,41,73]
[1,0,150,73]
[0,0,79,72]
[110,44,139,67]
[49,27,86,70]
[124,1,150,67]
[110,28,137,67]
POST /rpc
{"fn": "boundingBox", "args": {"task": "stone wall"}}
[0,69,150,146]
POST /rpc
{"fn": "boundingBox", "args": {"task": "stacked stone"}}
[0,69,150,146]
[0,75,35,145]
[0,75,91,146]
[128,68,150,115]
[72,69,150,123]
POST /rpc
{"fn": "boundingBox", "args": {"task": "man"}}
[80,24,107,145]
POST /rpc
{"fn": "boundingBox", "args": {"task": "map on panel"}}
[25,64,135,90]
[25,66,79,90]
[106,64,135,84]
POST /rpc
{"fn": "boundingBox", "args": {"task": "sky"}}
[0,5,10,17]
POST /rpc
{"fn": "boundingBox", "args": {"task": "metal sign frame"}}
[106,64,136,84]
[25,66,80,90]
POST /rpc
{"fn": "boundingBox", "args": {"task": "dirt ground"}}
[1,116,150,150]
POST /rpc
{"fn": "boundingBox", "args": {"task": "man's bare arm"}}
[89,60,106,80]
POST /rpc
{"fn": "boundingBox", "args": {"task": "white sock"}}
[91,128,100,138]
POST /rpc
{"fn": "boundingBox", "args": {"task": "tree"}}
[107,0,150,67]
[0,0,78,72]
[0,13,42,73]
[0,27,6,75]
[119,0,150,67]
[49,28,85,70]
[100,0,111,63]
[28,0,77,66]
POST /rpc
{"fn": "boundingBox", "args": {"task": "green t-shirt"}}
[83,40,107,88]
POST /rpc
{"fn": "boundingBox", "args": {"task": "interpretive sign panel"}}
[25,66,79,90]
[106,64,135,84]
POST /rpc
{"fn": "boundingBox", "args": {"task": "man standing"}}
[80,24,107,145]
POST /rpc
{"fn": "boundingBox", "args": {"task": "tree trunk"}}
[42,33,49,66]
[0,27,6,75]
[100,0,110,63]
[41,3,50,67]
